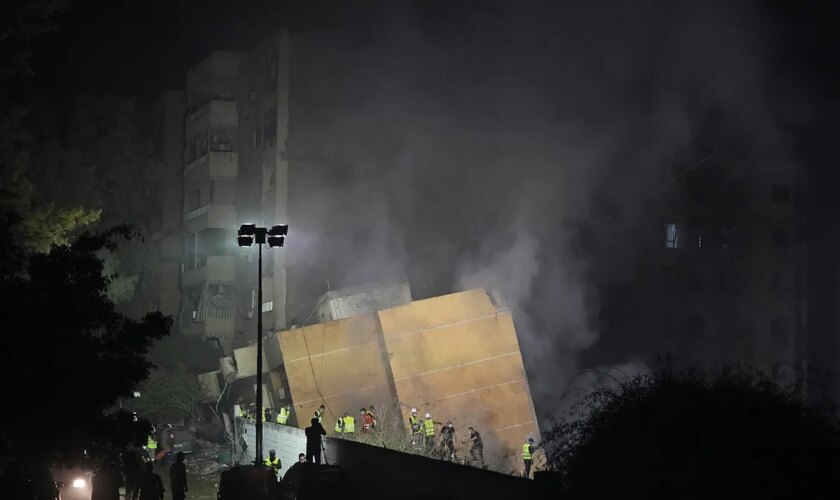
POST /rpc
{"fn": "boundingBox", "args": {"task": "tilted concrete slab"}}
[276,288,540,470]
[278,313,394,429]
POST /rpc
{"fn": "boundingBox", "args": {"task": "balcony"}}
[185,151,238,181]
[183,203,237,234]
[186,99,238,133]
[182,255,237,288]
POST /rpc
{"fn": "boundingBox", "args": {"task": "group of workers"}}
[240,403,540,478]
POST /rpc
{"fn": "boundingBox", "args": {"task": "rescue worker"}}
[440,421,456,461]
[423,413,436,450]
[360,408,372,433]
[264,449,282,478]
[522,437,538,479]
[264,407,272,423]
[277,405,291,425]
[467,427,485,467]
[367,405,378,430]
[305,417,327,464]
[334,416,345,434]
[169,452,188,500]
[342,411,356,437]
[408,408,422,446]
[315,405,326,424]
[145,434,158,462]
[239,405,248,419]
[137,461,164,500]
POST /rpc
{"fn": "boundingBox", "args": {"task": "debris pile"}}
[187,439,232,478]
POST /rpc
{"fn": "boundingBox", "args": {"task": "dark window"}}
[772,229,790,250]
[687,271,704,292]
[771,318,791,350]
[264,106,277,148]
[771,184,791,203]
[266,53,279,88]
[688,315,706,337]
[770,272,781,291]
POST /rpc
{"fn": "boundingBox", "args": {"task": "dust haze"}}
[284,0,794,419]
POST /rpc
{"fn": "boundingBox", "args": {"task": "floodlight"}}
[239,223,257,236]
[268,235,285,248]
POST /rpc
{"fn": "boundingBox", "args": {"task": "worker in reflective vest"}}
[264,449,281,479]
[334,417,344,434]
[522,438,537,479]
[423,413,435,449]
[342,412,355,436]
[146,435,158,461]
[315,405,326,424]
[276,405,291,425]
[408,408,422,446]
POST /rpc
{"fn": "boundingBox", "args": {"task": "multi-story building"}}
[177,32,294,354]
[592,153,806,387]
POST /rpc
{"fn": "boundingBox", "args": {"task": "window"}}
[770,272,781,291]
[771,318,791,350]
[772,229,790,250]
[211,178,237,205]
[266,53,279,87]
[665,223,680,249]
[261,300,274,313]
[687,271,704,292]
[264,106,277,148]
[687,315,705,337]
[771,184,791,203]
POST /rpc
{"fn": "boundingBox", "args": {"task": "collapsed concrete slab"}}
[274,288,540,469]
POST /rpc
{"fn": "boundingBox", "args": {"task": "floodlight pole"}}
[255,239,264,466]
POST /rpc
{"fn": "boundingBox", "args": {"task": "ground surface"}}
[118,462,220,500]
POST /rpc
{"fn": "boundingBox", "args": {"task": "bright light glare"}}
[72,478,86,488]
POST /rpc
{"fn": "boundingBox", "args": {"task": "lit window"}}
[665,223,680,248]
[261,301,273,313]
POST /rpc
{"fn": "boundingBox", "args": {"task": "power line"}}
[592,145,725,226]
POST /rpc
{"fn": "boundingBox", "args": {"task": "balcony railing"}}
[184,204,209,222]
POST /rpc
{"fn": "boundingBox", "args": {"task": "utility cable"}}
[592,145,725,226]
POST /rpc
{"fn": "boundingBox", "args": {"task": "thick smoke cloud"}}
[286,0,788,417]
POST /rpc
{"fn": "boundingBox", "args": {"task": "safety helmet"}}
[269,449,276,454]
[425,413,431,418]
[411,408,417,413]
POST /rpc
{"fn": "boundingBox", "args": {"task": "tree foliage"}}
[133,366,210,426]
[543,367,840,499]
[0,213,170,462]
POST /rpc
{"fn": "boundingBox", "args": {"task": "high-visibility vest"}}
[522,443,532,460]
[409,415,420,433]
[277,407,290,425]
[335,419,344,433]
[147,436,157,450]
[316,409,324,424]
[423,419,435,436]
[343,415,355,433]
[240,407,247,418]
[265,456,281,474]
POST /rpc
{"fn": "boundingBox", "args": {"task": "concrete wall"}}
[240,418,531,500]
[240,419,307,479]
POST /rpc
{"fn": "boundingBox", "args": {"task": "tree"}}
[543,367,840,499]
[0,212,170,463]
[133,366,210,426]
